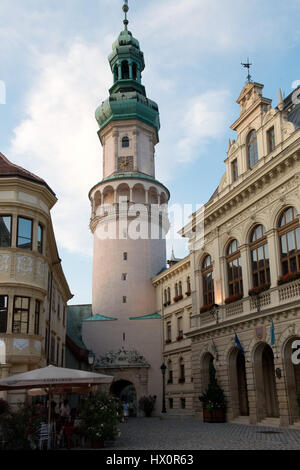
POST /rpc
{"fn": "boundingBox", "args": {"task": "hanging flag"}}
[211,339,219,361]
[234,332,245,355]
[270,317,275,347]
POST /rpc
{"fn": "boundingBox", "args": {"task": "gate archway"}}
[110,380,137,417]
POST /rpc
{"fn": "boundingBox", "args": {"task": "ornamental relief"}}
[0,254,10,272]
[16,255,33,275]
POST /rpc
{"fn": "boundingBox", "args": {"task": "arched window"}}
[250,225,270,287]
[175,283,178,297]
[186,276,191,293]
[178,281,182,296]
[122,136,129,148]
[201,255,214,307]
[167,287,171,304]
[278,207,300,275]
[164,289,168,304]
[167,360,173,384]
[132,62,137,81]
[247,130,258,169]
[179,358,185,383]
[226,240,243,297]
[113,65,118,82]
[121,60,129,79]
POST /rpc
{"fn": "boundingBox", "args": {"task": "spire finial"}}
[123,0,129,30]
[241,58,252,83]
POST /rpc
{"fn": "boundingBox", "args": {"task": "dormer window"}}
[122,136,130,148]
[247,130,258,169]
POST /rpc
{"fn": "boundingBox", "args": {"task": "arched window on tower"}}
[250,225,270,288]
[247,130,258,169]
[132,62,137,81]
[113,65,118,83]
[201,255,214,308]
[121,60,129,79]
[122,136,130,148]
[226,240,243,298]
[278,207,300,275]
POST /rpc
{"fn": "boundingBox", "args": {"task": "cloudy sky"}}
[1,0,300,305]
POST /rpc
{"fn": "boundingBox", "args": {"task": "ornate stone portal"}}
[95,347,150,369]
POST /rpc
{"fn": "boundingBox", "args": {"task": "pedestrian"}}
[122,400,130,423]
[60,399,71,425]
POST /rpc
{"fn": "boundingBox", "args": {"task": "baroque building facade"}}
[0,152,72,406]
[178,81,300,426]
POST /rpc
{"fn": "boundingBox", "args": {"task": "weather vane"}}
[123,0,129,30]
[241,58,252,83]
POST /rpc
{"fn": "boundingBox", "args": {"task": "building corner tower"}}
[83,2,170,414]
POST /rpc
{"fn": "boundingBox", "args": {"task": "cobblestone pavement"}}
[106,417,300,450]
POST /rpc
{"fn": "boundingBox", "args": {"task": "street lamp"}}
[160,363,167,413]
[210,303,219,324]
[88,350,95,371]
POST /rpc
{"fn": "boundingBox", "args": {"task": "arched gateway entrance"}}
[283,337,300,424]
[229,348,249,418]
[254,343,279,420]
[110,380,137,417]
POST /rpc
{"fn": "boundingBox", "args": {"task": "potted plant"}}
[185,291,192,297]
[165,338,171,344]
[78,392,122,448]
[176,334,184,341]
[138,395,156,417]
[278,271,300,286]
[200,304,212,314]
[178,377,185,384]
[224,293,243,305]
[248,283,271,296]
[199,362,227,423]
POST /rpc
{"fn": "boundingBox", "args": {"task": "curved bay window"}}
[226,240,243,297]
[202,255,214,307]
[278,207,300,275]
[247,130,258,169]
[250,225,270,287]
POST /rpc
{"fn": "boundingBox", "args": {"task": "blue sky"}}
[1,0,300,305]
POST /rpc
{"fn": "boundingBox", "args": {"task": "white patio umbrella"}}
[0,365,114,448]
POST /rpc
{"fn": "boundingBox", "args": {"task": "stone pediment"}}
[96,347,150,368]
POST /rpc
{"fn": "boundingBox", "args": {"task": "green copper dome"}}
[95,17,160,139]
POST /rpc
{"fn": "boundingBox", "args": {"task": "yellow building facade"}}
[0,152,72,406]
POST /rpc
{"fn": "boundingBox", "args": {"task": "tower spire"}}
[123,0,129,31]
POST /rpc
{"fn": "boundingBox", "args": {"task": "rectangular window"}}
[12,296,30,334]
[123,296,127,303]
[0,295,8,333]
[181,398,186,409]
[61,346,64,367]
[167,322,172,341]
[123,252,128,261]
[122,273,127,281]
[267,127,275,153]
[177,317,183,337]
[56,341,60,366]
[231,159,238,182]
[37,223,43,254]
[17,217,33,250]
[0,216,12,247]
[169,398,173,409]
[50,336,55,363]
[34,300,41,335]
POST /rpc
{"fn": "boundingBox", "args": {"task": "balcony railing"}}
[191,279,300,329]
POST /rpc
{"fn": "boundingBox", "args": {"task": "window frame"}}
[267,126,275,153]
[278,207,300,275]
[0,295,8,333]
[226,240,243,297]
[231,159,238,182]
[250,225,270,288]
[37,223,44,254]
[0,215,12,248]
[201,255,214,307]
[17,216,33,251]
[247,130,258,169]
[12,296,30,334]
[34,300,41,335]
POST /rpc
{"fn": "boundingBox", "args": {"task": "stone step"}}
[230,416,250,425]
[258,418,280,428]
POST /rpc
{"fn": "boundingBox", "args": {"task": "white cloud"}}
[177,90,231,162]
[9,39,112,256]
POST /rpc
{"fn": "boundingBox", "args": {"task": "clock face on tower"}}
[118,156,134,172]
